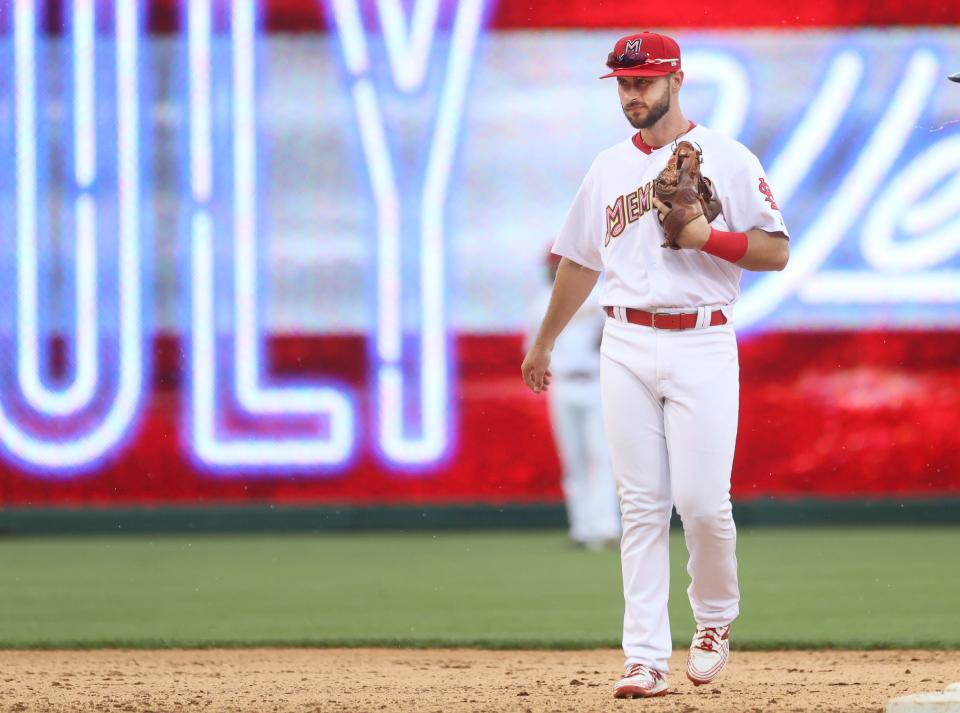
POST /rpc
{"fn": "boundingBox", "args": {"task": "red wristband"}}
[702,228,749,263]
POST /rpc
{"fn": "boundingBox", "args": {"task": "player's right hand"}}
[521,343,553,394]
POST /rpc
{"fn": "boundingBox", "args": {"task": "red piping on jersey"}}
[632,121,697,154]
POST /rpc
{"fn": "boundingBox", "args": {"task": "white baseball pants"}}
[600,316,741,673]
[548,379,622,544]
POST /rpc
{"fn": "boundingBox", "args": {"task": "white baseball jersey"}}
[551,123,788,315]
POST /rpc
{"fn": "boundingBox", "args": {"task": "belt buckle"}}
[651,311,669,330]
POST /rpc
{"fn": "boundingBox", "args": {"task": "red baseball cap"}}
[600,32,682,79]
[545,244,562,267]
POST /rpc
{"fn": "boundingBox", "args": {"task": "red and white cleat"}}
[686,624,731,685]
[613,663,669,699]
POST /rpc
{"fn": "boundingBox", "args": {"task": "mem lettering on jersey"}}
[605,179,657,245]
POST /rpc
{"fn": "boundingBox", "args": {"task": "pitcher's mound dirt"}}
[0,648,957,713]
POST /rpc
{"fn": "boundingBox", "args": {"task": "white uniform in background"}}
[552,122,789,672]
[527,285,621,547]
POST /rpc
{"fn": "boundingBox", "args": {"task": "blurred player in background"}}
[526,248,621,550]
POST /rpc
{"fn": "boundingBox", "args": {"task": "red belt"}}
[604,306,727,330]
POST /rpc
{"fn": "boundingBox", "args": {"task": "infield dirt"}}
[0,648,957,712]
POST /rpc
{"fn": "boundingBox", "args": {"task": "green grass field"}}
[0,527,957,649]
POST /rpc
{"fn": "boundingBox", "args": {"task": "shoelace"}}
[693,627,723,653]
[625,664,663,681]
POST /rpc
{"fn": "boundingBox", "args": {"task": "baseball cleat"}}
[686,624,731,685]
[613,663,669,699]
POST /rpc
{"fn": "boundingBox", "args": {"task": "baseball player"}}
[520,32,790,699]
[526,249,621,550]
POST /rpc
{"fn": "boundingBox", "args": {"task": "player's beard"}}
[623,83,671,130]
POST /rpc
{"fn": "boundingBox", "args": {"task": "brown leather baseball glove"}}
[653,141,722,249]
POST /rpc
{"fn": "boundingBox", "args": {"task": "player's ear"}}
[671,71,684,93]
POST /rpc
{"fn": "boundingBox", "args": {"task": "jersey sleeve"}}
[719,150,790,239]
[550,168,605,271]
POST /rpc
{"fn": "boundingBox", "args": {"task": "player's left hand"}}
[652,140,722,251]
[652,197,710,250]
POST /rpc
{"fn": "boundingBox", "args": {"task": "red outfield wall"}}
[3,1,957,507]
[1,331,957,507]
[25,0,960,32]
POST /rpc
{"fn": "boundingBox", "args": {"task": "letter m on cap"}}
[624,39,642,56]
